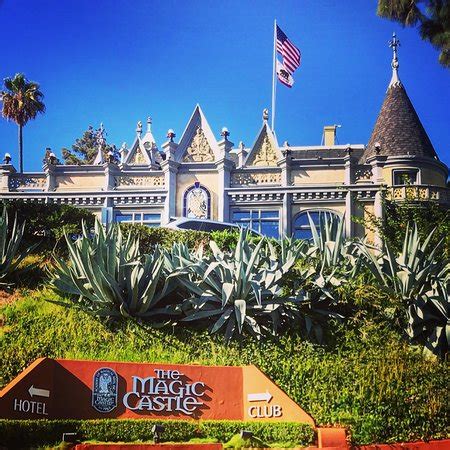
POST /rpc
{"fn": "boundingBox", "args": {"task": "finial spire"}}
[388,32,401,88]
[96,123,106,151]
[136,120,143,136]
[147,116,152,132]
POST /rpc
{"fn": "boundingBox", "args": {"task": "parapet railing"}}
[386,185,449,205]
[8,173,47,191]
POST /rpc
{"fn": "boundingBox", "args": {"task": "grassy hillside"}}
[1,288,448,445]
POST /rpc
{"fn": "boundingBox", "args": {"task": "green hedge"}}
[119,223,245,253]
[0,200,95,256]
[0,419,315,448]
[119,223,210,252]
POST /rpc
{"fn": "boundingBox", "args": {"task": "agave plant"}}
[50,221,176,320]
[307,212,360,276]
[355,223,449,357]
[0,206,36,286]
[407,279,449,358]
[173,230,300,340]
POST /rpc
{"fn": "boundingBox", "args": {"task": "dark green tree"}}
[62,124,119,165]
[377,0,450,67]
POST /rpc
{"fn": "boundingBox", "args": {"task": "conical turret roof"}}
[363,33,438,162]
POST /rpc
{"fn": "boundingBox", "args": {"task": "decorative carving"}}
[128,148,147,165]
[392,187,403,200]
[355,166,373,182]
[9,175,46,190]
[113,195,164,205]
[231,171,281,186]
[183,127,215,162]
[247,134,277,166]
[115,176,164,187]
[292,191,347,201]
[230,192,284,203]
[388,186,446,202]
[185,186,209,218]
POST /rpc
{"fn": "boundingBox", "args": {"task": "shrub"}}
[119,223,209,253]
[0,419,314,447]
[354,197,450,258]
[0,200,95,255]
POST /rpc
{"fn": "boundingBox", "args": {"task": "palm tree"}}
[1,73,46,173]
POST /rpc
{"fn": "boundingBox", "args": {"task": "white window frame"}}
[114,211,161,227]
[231,208,280,238]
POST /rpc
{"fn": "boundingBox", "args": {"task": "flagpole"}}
[271,19,277,132]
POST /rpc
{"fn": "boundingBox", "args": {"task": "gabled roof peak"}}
[175,104,220,163]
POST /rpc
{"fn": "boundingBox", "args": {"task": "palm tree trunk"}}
[18,124,23,173]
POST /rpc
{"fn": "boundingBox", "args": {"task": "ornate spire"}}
[96,123,106,150]
[93,123,106,164]
[147,116,152,132]
[388,32,401,89]
[136,120,143,136]
[364,33,438,163]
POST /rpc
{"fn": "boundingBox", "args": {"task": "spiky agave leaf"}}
[356,222,449,357]
[50,220,177,321]
[174,230,300,341]
[0,207,37,286]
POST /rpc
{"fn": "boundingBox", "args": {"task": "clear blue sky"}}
[1,0,449,172]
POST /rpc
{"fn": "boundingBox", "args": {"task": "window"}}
[114,212,161,227]
[293,210,340,240]
[393,169,419,186]
[231,210,280,238]
[183,182,211,219]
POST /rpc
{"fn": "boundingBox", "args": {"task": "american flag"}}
[276,25,301,74]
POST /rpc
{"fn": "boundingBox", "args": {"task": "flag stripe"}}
[283,44,300,61]
[276,25,301,74]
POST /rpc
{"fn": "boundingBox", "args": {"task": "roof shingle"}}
[363,83,438,162]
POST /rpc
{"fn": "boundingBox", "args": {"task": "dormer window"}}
[393,169,419,186]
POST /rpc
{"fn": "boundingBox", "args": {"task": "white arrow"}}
[247,391,273,403]
[28,385,50,398]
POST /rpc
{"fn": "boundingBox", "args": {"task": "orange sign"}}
[0,358,314,426]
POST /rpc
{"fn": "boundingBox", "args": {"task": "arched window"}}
[293,210,340,240]
[183,182,211,219]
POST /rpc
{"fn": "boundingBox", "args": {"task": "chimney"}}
[323,125,338,146]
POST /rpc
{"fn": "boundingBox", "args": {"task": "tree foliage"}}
[377,0,450,67]
[0,73,45,172]
[61,125,118,165]
[355,196,450,257]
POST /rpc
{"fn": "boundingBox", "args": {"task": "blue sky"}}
[0,0,449,171]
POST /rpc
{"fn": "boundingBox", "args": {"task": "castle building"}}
[0,35,448,241]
